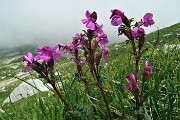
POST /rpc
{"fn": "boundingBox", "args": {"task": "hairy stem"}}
[92,65,112,120]
[131,36,142,119]
[86,30,112,119]
[45,74,71,111]
[51,82,71,111]
[135,59,139,81]
[97,82,112,120]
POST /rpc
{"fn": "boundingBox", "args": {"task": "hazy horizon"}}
[0,0,179,48]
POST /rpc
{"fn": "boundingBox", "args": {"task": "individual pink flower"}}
[94,24,103,35]
[62,43,72,54]
[58,43,65,50]
[98,33,109,45]
[142,60,153,82]
[110,9,124,26]
[23,52,33,63]
[73,33,86,48]
[74,33,82,44]
[144,60,153,75]
[81,10,97,30]
[75,33,82,39]
[126,82,132,91]
[74,58,84,66]
[59,43,68,54]
[60,43,78,54]
[127,73,137,85]
[23,52,34,73]
[143,13,155,27]
[101,46,109,60]
[132,27,145,39]
[71,44,78,53]
[126,73,139,96]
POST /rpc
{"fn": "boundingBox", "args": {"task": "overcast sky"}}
[0,0,179,48]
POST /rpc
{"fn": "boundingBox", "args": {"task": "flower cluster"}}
[81,10,108,46]
[59,43,78,54]
[35,45,62,62]
[81,10,97,30]
[110,9,155,50]
[23,45,62,73]
[110,9,154,99]
[81,10,109,60]
[132,27,145,39]
[110,9,155,28]
[110,9,129,27]
[23,10,110,74]
[143,13,155,27]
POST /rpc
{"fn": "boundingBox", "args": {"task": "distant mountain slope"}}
[146,23,180,44]
[0,45,37,60]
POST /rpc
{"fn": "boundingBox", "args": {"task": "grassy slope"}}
[146,23,180,44]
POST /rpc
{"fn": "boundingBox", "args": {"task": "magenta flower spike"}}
[143,13,155,27]
[81,10,97,30]
[110,9,124,26]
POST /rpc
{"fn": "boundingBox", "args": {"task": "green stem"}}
[92,66,112,120]
[51,82,71,111]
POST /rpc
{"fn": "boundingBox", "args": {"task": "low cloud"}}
[0,0,179,48]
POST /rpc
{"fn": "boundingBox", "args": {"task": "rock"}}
[3,79,52,103]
